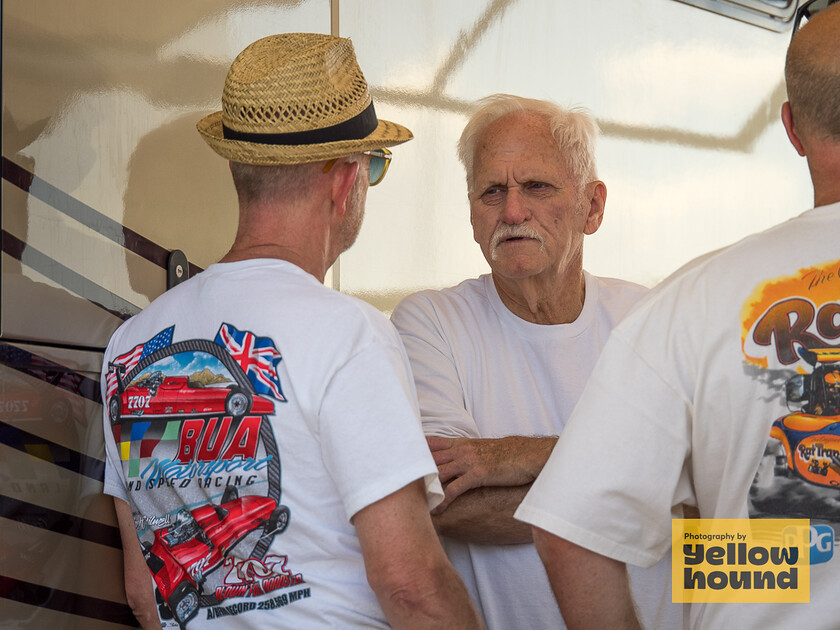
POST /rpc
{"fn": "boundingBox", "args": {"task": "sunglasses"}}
[792,0,838,39]
[322,147,393,186]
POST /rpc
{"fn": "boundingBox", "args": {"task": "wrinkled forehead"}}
[472,113,572,186]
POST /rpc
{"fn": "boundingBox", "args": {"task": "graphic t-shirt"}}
[517,203,840,629]
[102,259,442,629]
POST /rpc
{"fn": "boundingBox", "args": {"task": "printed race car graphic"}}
[143,486,290,628]
[107,328,293,627]
[772,348,840,488]
[108,370,274,423]
[106,330,281,425]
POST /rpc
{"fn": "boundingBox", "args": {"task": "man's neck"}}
[492,268,586,325]
[220,200,335,283]
[805,142,840,208]
[811,179,840,210]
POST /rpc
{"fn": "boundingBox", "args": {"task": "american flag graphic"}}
[215,323,286,401]
[105,326,174,399]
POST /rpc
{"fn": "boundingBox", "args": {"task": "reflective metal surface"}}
[673,0,799,32]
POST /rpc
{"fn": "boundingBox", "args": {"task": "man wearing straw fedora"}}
[102,33,482,630]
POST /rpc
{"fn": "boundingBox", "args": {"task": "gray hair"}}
[457,94,600,196]
[229,161,322,206]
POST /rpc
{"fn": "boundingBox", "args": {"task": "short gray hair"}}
[230,161,321,206]
[457,94,599,196]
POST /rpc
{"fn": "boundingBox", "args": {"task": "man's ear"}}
[583,181,606,235]
[331,159,360,215]
[782,102,807,157]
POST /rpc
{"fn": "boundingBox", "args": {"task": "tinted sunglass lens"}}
[369,156,386,185]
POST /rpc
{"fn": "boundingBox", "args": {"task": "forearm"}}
[433,485,532,544]
[113,498,162,630]
[375,558,485,630]
[356,481,484,629]
[493,435,558,481]
[444,435,558,484]
[429,435,557,512]
[532,527,641,630]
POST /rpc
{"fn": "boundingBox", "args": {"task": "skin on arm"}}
[428,435,557,543]
[432,484,533,544]
[532,527,642,630]
[113,498,162,630]
[352,479,485,630]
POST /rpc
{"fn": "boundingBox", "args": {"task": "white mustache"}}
[490,224,545,259]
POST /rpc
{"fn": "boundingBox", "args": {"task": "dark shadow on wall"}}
[122,113,238,304]
[3,1,307,327]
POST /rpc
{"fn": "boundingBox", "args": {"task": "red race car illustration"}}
[108,371,274,423]
[772,348,840,488]
[142,487,290,628]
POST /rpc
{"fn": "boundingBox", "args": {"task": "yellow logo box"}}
[672,519,810,603]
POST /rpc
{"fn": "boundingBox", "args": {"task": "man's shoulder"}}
[591,274,649,301]
[655,205,835,296]
[265,280,398,350]
[391,276,492,331]
[612,205,840,338]
[107,261,396,357]
[393,276,489,318]
[586,273,650,323]
[399,276,488,305]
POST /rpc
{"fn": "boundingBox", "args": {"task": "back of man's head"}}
[786,3,840,142]
[197,33,413,208]
[229,161,318,208]
[457,94,599,195]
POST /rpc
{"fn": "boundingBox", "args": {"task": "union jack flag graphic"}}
[215,323,286,402]
[105,326,174,399]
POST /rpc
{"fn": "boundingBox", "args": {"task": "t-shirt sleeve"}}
[317,335,444,521]
[101,359,129,502]
[103,447,129,501]
[391,295,481,439]
[515,333,694,568]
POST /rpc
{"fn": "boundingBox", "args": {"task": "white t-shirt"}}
[102,259,442,629]
[517,203,840,629]
[392,271,679,630]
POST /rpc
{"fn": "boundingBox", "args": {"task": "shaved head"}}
[785,3,840,141]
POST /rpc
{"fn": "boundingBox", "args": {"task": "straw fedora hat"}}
[197,33,413,165]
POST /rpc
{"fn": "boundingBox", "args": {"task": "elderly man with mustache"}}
[391,94,680,630]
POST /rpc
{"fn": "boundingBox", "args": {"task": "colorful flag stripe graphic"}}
[116,420,182,477]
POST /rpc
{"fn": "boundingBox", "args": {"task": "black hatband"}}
[222,102,377,146]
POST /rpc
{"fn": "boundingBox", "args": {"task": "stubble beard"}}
[340,172,368,253]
